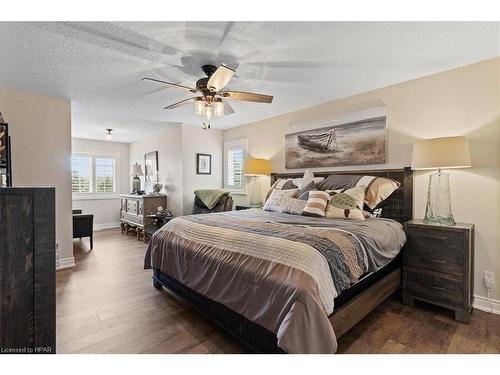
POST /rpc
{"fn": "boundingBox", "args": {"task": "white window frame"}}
[72,151,120,200]
[223,138,247,194]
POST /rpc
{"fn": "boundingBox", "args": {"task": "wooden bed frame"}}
[152,167,413,353]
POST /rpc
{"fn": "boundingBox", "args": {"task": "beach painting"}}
[285,115,387,168]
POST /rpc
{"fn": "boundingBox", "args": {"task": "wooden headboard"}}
[270,167,413,223]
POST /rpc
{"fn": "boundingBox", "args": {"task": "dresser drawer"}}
[127,200,138,214]
[405,269,463,307]
[122,212,143,226]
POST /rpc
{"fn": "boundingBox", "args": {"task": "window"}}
[95,157,115,193]
[71,153,118,198]
[224,138,247,192]
[71,155,92,193]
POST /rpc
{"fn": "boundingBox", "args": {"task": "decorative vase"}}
[424,170,455,225]
[152,183,163,195]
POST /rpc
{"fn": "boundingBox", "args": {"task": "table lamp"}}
[130,163,144,193]
[412,136,471,225]
[243,158,271,206]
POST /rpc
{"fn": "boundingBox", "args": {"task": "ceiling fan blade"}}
[143,77,196,92]
[163,97,195,110]
[222,99,235,115]
[207,65,235,91]
[222,91,273,104]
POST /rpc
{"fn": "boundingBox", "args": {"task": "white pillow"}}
[263,189,298,212]
[292,169,324,189]
[280,197,307,215]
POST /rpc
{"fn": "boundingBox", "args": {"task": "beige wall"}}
[128,124,223,216]
[129,125,184,216]
[71,138,130,228]
[224,58,500,301]
[181,124,223,214]
[0,89,73,268]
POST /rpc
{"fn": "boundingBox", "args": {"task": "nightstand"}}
[403,219,474,323]
[235,204,262,211]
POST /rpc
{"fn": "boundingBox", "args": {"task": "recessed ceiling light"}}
[106,128,113,140]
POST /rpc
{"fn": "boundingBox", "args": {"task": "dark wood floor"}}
[56,228,500,354]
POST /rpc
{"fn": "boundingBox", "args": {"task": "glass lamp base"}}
[248,176,262,206]
[423,171,456,226]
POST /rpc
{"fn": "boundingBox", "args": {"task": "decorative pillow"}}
[302,190,331,217]
[263,188,298,212]
[325,186,366,220]
[362,177,400,210]
[297,180,317,200]
[265,178,298,201]
[280,197,307,215]
[317,174,400,211]
[292,176,325,189]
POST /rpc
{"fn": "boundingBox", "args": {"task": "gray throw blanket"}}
[194,189,229,209]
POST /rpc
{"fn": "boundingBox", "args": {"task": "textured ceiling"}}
[0,21,498,142]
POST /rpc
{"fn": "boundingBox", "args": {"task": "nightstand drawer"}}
[406,240,463,276]
[406,225,465,250]
[406,269,463,306]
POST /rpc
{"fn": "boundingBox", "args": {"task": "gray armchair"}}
[72,209,94,250]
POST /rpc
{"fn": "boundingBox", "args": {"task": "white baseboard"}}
[56,256,75,270]
[94,222,121,231]
[473,294,500,315]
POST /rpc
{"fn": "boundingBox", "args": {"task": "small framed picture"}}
[196,153,212,175]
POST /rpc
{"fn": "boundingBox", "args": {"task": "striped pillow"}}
[302,190,331,217]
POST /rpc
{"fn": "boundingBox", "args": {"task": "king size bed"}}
[144,167,413,353]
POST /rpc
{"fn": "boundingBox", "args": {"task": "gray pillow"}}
[297,180,317,200]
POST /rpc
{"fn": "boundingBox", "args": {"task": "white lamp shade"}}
[411,136,472,170]
[130,163,144,176]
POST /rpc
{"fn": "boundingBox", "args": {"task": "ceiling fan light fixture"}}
[195,98,204,115]
[204,105,213,121]
[213,100,224,117]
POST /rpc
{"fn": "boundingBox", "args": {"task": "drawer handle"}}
[418,234,448,241]
[421,257,447,264]
[429,284,446,291]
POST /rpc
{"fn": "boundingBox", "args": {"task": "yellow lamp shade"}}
[412,136,472,170]
[243,158,271,176]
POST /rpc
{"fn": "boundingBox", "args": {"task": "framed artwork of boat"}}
[285,108,387,168]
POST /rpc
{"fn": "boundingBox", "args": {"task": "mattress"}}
[333,252,402,310]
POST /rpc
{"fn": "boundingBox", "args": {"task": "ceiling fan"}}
[143,64,274,129]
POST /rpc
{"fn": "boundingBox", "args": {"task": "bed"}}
[144,167,413,353]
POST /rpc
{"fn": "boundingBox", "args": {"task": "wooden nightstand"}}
[403,219,474,323]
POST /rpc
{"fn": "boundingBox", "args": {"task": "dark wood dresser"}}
[0,188,55,353]
[403,219,474,323]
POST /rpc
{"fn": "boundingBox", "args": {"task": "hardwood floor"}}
[56,228,500,354]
